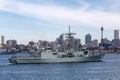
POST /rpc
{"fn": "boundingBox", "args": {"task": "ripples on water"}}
[0,53,120,80]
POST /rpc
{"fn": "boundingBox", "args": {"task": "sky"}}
[0,0,120,44]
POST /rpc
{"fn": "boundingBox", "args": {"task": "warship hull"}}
[8,53,105,64]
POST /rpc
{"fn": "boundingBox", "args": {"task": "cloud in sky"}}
[0,0,120,44]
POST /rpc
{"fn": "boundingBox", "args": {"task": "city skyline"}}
[0,0,120,44]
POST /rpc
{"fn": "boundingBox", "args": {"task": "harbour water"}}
[0,53,120,80]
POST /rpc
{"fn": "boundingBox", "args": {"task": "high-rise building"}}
[90,39,98,47]
[102,38,110,44]
[58,34,64,46]
[1,35,5,45]
[85,34,91,44]
[114,30,119,39]
[6,40,17,48]
[75,39,81,44]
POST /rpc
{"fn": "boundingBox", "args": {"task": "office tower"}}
[6,40,17,48]
[85,34,91,44]
[1,35,5,45]
[90,39,98,47]
[59,34,64,46]
[114,30,119,39]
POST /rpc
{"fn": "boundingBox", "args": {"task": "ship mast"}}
[64,25,76,39]
[64,25,76,54]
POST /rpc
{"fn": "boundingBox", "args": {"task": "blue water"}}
[0,53,120,80]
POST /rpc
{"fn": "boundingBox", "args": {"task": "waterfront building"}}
[102,38,110,44]
[38,40,44,48]
[75,39,81,45]
[59,34,64,46]
[6,40,17,52]
[33,42,40,49]
[74,39,81,49]
[114,30,119,40]
[28,41,35,48]
[1,35,5,45]
[85,34,91,44]
[6,40,17,48]
[112,29,120,48]
[112,39,120,48]
[56,34,67,47]
[90,39,98,47]
[38,40,51,49]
